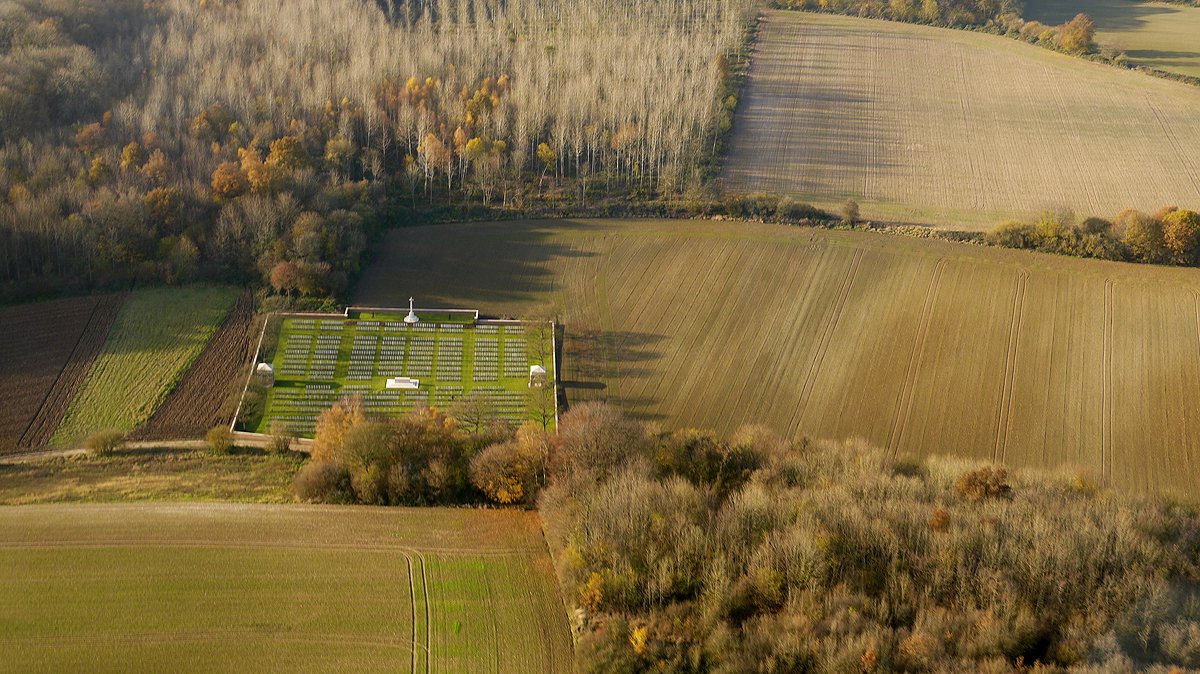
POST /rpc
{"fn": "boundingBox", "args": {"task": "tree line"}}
[986,207,1200,266]
[0,0,754,301]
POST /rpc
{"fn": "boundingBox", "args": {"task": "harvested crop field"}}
[1026,0,1200,78]
[51,286,240,448]
[0,294,124,454]
[0,503,571,674]
[357,219,1200,495]
[133,291,258,440]
[722,11,1200,229]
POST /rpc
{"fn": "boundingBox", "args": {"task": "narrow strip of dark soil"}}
[18,293,128,449]
[130,291,257,441]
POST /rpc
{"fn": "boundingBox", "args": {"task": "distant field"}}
[1026,0,1200,78]
[0,503,571,674]
[0,294,124,454]
[51,287,239,448]
[723,11,1200,229]
[358,219,1200,495]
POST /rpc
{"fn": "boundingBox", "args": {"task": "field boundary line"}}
[887,259,947,455]
[404,552,420,674]
[1190,289,1200,480]
[414,549,432,674]
[1103,278,1115,485]
[790,249,863,431]
[0,540,544,556]
[17,295,125,449]
[994,270,1028,464]
[15,297,101,446]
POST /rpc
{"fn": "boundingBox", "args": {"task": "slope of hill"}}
[721,11,1200,229]
[1026,0,1200,78]
[358,219,1200,495]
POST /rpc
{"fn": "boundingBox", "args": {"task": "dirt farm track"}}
[723,11,1200,228]
[358,218,1200,496]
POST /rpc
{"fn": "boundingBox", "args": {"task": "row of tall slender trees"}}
[0,0,755,299]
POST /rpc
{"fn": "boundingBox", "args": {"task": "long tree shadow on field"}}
[354,219,602,312]
[1023,0,1178,31]
[560,327,666,420]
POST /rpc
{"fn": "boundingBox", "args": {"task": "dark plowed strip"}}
[19,294,128,449]
[131,291,257,440]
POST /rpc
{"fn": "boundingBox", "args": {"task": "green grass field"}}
[49,286,239,448]
[1026,0,1200,78]
[250,311,555,437]
[0,503,571,674]
[356,219,1200,496]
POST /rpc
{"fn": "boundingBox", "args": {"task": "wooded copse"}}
[0,0,754,299]
[541,402,1200,672]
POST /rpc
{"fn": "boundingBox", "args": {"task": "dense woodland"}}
[0,0,753,300]
[541,403,1200,673]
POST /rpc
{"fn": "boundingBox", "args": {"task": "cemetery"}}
[243,301,556,437]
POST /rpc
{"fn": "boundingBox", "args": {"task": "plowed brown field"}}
[0,294,124,453]
[132,291,258,440]
[722,11,1200,229]
[356,219,1200,496]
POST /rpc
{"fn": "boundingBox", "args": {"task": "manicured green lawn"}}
[252,311,555,436]
[51,286,239,447]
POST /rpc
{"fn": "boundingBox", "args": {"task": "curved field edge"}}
[356,218,1200,496]
[0,503,572,674]
[49,286,240,448]
[1025,0,1200,79]
[721,11,1200,229]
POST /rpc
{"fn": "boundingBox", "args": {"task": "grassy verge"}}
[0,446,303,505]
[50,285,240,447]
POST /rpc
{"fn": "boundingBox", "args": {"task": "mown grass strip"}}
[50,286,239,447]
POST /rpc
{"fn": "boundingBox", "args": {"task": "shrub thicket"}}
[295,396,550,507]
[985,208,1200,267]
[83,429,126,457]
[542,402,1200,673]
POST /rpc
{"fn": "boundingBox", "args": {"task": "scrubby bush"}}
[266,422,295,455]
[83,429,126,457]
[954,465,1012,501]
[205,425,234,455]
[840,199,860,225]
[986,220,1038,249]
[292,460,354,503]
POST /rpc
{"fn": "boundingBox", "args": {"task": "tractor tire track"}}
[790,249,863,432]
[994,270,1028,464]
[887,259,947,456]
[1102,278,1115,484]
